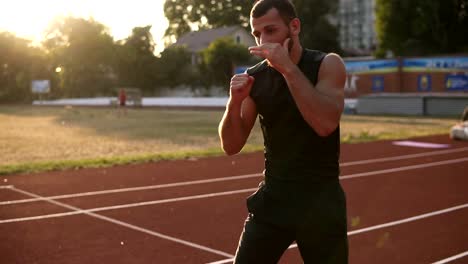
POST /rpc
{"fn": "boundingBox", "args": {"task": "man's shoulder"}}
[302,49,345,71]
[303,49,327,63]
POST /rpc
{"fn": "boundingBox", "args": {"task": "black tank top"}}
[247,49,340,188]
[245,49,342,226]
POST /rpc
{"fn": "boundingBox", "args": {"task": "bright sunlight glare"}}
[0,0,168,53]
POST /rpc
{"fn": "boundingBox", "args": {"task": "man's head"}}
[250,0,300,48]
[251,0,298,26]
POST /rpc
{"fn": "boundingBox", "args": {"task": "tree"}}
[294,0,341,53]
[115,26,160,94]
[43,17,117,97]
[0,32,50,103]
[376,0,468,57]
[200,37,251,87]
[156,46,194,88]
[164,0,251,40]
[164,0,341,53]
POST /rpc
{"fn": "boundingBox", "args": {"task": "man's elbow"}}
[223,148,241,156]
[224,149,240,156]
[316,128,334,137]
[317,109,343,136]
[221,144,242,156]
[315,121,340,137]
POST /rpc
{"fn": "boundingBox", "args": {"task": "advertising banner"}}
[403,57,468,72]
[344,59,399,74]
[445,74,468,91]
[31,80,51,94]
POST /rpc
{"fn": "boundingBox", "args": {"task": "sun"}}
[0,0,87,44]
[0,0,169,53]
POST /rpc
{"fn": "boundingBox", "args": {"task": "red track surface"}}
[1,135,467,264]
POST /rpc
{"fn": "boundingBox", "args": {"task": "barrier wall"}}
[344,55,468,97]
[356,93,468,116]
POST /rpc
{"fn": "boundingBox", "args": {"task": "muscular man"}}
[218,0,348,263]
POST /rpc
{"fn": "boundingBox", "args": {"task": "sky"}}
[0,0,169,53]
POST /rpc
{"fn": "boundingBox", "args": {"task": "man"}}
[118,88,127,116]
[218,0,348,263]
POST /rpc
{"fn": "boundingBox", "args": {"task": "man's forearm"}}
[219,99,247,155]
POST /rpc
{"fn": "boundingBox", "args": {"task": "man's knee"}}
[233,214,294,264]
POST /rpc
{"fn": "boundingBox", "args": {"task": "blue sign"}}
[372,76,384,92]
[446,74,468,91]
[344,59,399,74]
[417,74,432,91]
[403,57,468,72]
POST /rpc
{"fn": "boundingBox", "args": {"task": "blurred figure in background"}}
[450,106,468,140]
[118,88,127,116]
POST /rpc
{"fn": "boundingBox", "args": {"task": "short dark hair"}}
[251,0,298,25]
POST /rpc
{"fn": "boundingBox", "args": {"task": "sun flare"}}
[0,0,168,51]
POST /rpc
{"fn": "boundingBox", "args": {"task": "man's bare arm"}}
[282,53,346,136]
[219,74,258,155]
[249,39,346,137]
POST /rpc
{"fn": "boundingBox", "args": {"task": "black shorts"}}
[234,182,348,263]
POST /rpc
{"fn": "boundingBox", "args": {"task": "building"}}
[173,26,256,65]
[338,0,377,56]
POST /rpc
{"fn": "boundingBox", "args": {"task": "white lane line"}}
[3,147,468,206]
[0,185,13,189]
[0,173,263,205]
[206,258,234,264]
[208,203,468,264]
[0,188,258,224]
[8,186,234,258]
[346,203,468,236]
[340,157,468,180]
[2,147,467,206]
[392,141,450,149]
[340,146,468,166]
[432,251,468,264]
[2,156,467,219]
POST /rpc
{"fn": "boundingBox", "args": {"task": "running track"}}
[1,135,467,263]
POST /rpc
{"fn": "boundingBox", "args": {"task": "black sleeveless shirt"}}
[245,49,341,224]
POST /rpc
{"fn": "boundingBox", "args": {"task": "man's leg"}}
[296,230,348,263]
[295,183,348,263]
[233,214,295,264]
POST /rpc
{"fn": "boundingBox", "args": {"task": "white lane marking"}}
[392,141,451,149]
[346,203,468,236]
[0,210,83,223]
[340,157,468,180]
[340,146,468,166]
[206,258,235,264]
[432,251,468,264]
[0,188,258,224]
[3,147,468,206]
[208,203,468,264]
[8,186,234,258]
[0,173,263,205]
[0,185,13,189]
[2,156,467,222]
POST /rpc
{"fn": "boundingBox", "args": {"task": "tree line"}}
[1,0,466,103]
[375,0,468,57]
[1,0,343,103]
[0,17,248,103]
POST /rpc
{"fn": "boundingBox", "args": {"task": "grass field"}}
[0,105,458,175]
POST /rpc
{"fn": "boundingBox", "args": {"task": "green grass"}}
[0,105,457,175]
